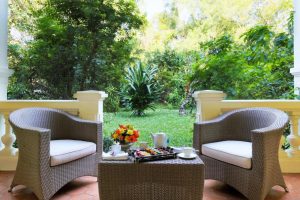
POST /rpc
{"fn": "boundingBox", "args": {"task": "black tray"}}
[129,147,177,163]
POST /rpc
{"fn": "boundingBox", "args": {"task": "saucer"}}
[172,147,183,153]
[177,152,197,159]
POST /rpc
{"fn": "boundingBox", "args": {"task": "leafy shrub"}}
[103,136,113,153]
[146,49,197,107]
[166,73,187,107]
[120,62,161,116]
[190,35,245,98]
[167,88,183,107]
[104,85,120,113]
[190,24,294,100]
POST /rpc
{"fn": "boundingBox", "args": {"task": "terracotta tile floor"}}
[0,172,299,200]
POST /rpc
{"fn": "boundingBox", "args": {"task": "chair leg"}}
[8,185,14,192]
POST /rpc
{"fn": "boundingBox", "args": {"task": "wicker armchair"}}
[193,107,289,200]
[8,107,102,200]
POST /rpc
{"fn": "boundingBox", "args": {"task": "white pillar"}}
[285,0,300,172]
[0,0,15,171]
[291,0,300,95]
[0,0,13,100]
[74,90,108,122]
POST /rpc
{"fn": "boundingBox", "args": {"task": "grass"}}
[103,108,195,147]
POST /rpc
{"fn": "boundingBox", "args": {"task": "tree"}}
[136,0,293,52]
[190,21,294,100]
[190,35,245,97]
[8,0,145,99]
[145,48,199,109]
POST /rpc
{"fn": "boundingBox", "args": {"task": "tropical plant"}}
[120,62,161,116]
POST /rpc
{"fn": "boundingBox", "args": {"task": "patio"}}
[0,172,299,200]
[0,1,300,199]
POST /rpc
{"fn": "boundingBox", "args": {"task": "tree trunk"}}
[179,88,194,116]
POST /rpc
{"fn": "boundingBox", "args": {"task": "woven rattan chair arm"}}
[251,128,284,166]
[68,120,102,152]
[193,120,226,153]
[193,113,237,152]
[59,111,102,154]
[63,112,100,125]
[13,126,51,163]
[66,114,103,160]
[69,119,101,139]
[252,123,287,134]
[52,111,102,145]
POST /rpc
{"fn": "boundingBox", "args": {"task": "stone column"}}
[0,0,13,100]
[0,0,16,171]
[192,90,226,122]
[291,0,300,95]
[74,90,108,122]
[285,0,300,172]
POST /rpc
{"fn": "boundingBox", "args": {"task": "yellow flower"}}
[112,133,118,139]
[120,128,125,134]
[127,125,134,130]
[125,136,130,143]
[127,130,133,135]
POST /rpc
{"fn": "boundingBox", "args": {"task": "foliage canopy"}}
[8,0,145,99]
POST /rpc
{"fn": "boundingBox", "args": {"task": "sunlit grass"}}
[103,108,195,147]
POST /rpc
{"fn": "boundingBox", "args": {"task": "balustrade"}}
[0,90,107,171]
[193,90,300,173]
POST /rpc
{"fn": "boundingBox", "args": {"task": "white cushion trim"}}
[202,140,252,169]
[50,139,96,166]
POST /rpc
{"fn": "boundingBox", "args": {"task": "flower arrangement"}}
[112,124,140,144]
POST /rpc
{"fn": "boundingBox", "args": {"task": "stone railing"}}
[0,90,108,171]
[193,90,300,173]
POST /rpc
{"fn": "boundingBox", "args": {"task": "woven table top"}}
[99,155,204,166]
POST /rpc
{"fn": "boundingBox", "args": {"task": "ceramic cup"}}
[139,141,148,149]
[182,147,194,157]
[110,143,121,155]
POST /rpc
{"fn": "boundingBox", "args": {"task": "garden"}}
[7,0,294,147]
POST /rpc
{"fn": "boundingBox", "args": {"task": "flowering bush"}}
[111,124,140,144]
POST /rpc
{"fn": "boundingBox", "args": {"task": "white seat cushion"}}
[50,139,96,166]
[202,140,252,169]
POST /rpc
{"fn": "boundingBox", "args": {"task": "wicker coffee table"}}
[98,156,204,200]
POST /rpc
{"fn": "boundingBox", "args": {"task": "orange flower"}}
[119,125,127,129]
[130,136,137,142]
[133,130,139,138]
[115,129,121,135]
[112,124,139,144]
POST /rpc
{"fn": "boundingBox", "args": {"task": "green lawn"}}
[103,108,195,147]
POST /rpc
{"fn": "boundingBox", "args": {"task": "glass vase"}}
[120,143,133,152]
